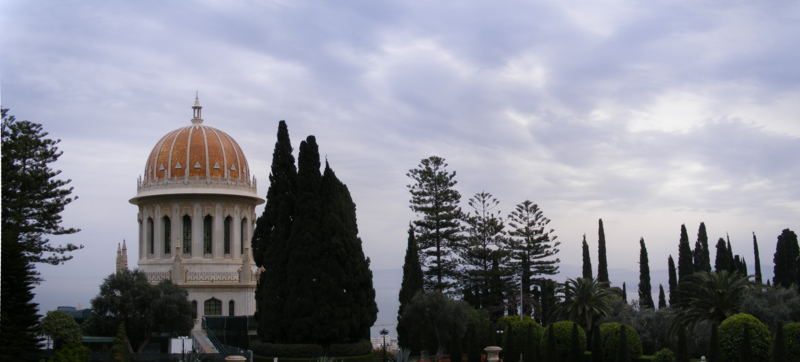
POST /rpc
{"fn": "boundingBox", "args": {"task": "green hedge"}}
[598,323,642,362]
[540,321,586,361]
[329,340,373,357]
[784,322,800,362]
[254,352,375,362]
[250,341,325,358]
[718,313,771,362]
[496,315,544,353]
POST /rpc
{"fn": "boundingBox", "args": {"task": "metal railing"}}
[202,317,228,353]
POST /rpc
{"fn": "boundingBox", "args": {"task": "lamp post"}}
[381,328,390,362]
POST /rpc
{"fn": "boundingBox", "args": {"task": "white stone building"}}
[127,96,265,330]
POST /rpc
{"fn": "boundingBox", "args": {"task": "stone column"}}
[193,204,202,258]
[214,204,224,259]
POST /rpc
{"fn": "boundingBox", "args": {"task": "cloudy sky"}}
[2,0,799,337]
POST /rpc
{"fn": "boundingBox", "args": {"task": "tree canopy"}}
[41,310,82,350]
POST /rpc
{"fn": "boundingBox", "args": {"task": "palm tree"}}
[554,277,620,334]
[669,270,754,336]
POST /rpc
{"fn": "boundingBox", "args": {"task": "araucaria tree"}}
[398,224,424,353]
[693,222,711,273]
[1,109,82,358]
[597,219,609,284]
[773,229,799,288]
[678,224,694,282]
[407,156,463,292]
[582,234,592,280]
[638,238,654,309]
[253,120,297,342]
[507,200,560,317]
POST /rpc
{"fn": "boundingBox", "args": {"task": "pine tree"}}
[714,238,730,273]
[582,235,592,280]
[504,325,518,362]
[676,324,688,362]
[591,326,602,362]
[771,320,786,362]
[597,219,609,284]
[657,285,667,309]
[638,238,654,309]
[753,232,762,284]
[544,324,559,362]
[253,120,297,342]
[407,156,463,292]
[773,229,799,287]
[677,224,694,282]
[398,224,425,353]
[568,323,582,362]
[740,324,753,362]
[668,256,678,306]
[616,325,629,362]
[708,323,720,362]
[693,222,711,272]
[0,232,42,359]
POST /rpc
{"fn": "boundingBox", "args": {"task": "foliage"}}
[652,348,674,362]
[568,323,582,362]
[582,235,592,280]
[398,224,425,354]
[784,322,800,362]
[677,225,694,283]
[43,339,91,362]
[250,340,325,358]
[41,310,81,349]
[740,285,800,334]
[658,286,666,309]
[467,326,482,362]
[540,322,585,362]
[615,325,630,362]
[555,278,619,333]
[674,325,687,362]
[542,324,559,362]
[706,322,720,362]
[753,233,763,284]
[693,223,711,273]
[524,323,539,362]
[773,229,799,288]
[90,269,193,352]
[329,340,374,357]
[507,200,560,317]
[451,323,464,362]
[667,256,677,306]
[254,120,297,342]
[638,238,654,309]
[591,327,603,362]
[714,238,730,274]
[110,322,130,362]
[407,155,463,292]
[598,323,641,362]
[718,313,772,362]
[0,228,42,358]
[597,220,609,284]
[741,324,754,362]
[669,270,754,336]
[496,315,543,356]
[402,290,469,361]
[394,348,412,362]
[770,320,787,362]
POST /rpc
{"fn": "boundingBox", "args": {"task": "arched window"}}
[163,216,171,255]
[240,218,247,255]
[203,215,212,255]
[228,300,235,316]
[224,216,232,255]
[147,217,154,255]
[204,298,222,316]
[182,215,192,254]
[191,301,198,320]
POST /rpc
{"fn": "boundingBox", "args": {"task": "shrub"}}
[598,323,642,362]
[784,322,800,362]
[718,313,771,362]
[652,348,674,362]
[540,321,586,362]
[45,339,91,362]
[497,315,544,356]
[329,340,373,357]
[250,341,325,358]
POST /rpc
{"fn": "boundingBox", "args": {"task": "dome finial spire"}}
[191,92,203,124]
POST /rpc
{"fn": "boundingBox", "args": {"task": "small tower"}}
[191,92,203,125]
[115,240,128,274]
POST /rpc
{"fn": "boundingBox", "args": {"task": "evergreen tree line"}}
[252,121,378,345]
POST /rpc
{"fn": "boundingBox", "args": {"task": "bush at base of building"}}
[329,340,373,356]
[784,322,800,361]
[539,321,586,361]
[598,323,642,362]
[718,313,771,362]
[40,340,91,362]
[652,348,674,362]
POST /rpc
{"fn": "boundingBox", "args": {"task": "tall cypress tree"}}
[504,325,518,362]
[638,237,654,309]
[544,324,559,362]
[591,326,603,362]
[753,232,762,284]
[772,320,786,362]
[693,222,711,272]
[773,229,799,287]
[677,224,694,282]
[398,224,424,353]
[657,285,666,309]
[741,324,754,362]
[616,325,630,362]
[582,234,592,280]
[597,219,609,284]
[622,283,627,302]
[668,256,678,306]
[714,238,730,273]
[568,323,582,362]
[726,235,736,273]
[450,324,464,362]
[253,121,297,342]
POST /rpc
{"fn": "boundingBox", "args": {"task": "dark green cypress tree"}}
[677,225,694,282]
[398,223,424,353]
[638,238,654,309]
[582,234,592,280]
[616,325,629,362]
[753,232,762,284]
[622,283,627,302]
[676,324,688,362]
[451,324,464,362]
[741,324,753,362]
[591,326,603,362]
[467,326,482,362]
[668,256,678,306]
[487,322,497,347]
[726,235,736,273]
[544,324,560,362]
[525,324,538,362]
[0,231,42,359]
[714,238,730,273]
[504,325,518,362]
[253,120,297,342]
[597,219,609,284]
[657,285,667,309]
[708,323,720,362]
[693,222,711,272]
[773,229,799,287]
[772,320,786,362]
[568,323,582,362]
